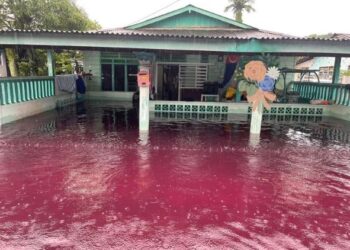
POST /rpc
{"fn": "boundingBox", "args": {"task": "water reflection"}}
[249,133,261,148]
[134,131,153,199]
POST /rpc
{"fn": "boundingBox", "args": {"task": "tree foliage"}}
[0,0,99,30]
[0,0,100,76]
[224,0,255,23]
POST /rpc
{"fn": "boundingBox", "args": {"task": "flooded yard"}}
[0,101,349,249]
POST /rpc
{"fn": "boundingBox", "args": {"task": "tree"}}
[0,0,100,76]
[224,0,255,23]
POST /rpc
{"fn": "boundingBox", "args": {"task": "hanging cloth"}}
[55,74,76,93]
[220,55,240,90]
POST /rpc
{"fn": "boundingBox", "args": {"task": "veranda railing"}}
[0,77,55,105]
[290,81,350,106]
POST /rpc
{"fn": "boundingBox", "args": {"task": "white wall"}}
[82,51,101,91]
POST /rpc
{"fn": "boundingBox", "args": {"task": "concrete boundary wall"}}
[0,94,76,125]
[0,91,349,125]
[327,105,350,121]
[150,101,336,117]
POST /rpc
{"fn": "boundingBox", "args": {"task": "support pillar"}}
[0,49,8,77]
[250,101,263,134]
[139,86,150,131]
[332,56,341,84]
[134,52,154,132]
[47,50,54,77]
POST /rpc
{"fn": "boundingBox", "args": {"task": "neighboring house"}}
[296,56,350,83]
[82,5,297,101]
[295,34,350,84]
[295,57,335,82]
[0,49,8,77]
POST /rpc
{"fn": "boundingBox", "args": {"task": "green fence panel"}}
[291,81,350,106]
[0,77,55,105]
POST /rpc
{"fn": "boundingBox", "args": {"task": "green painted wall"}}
[142,12,233,29]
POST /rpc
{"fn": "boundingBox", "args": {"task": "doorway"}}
[156,64,179,100]
[101,64,112,91]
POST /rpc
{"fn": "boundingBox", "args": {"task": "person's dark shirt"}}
[76,77,86,94]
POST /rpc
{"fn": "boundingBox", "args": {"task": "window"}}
[127,65,138,92]
[319,66,334,81]
[100,59,139,92]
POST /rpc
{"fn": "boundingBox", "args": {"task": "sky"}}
[75,0,349,37]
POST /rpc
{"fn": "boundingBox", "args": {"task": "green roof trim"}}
[125,5,255,30]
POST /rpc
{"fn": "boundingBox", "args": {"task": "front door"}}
[163,65,179,101]
[101,64,112,91]
[114,64,125,91]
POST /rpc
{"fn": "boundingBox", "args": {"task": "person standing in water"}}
[76,73,87,118]
[76,73,86,100]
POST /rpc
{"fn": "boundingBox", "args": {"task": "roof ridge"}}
[124,4,255,30]
[139,27,251,31]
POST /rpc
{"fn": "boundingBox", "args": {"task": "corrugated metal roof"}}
[1,28,350,41]
[329,33,350,40]
[101,28,297,40]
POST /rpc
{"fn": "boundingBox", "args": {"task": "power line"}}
[130,0,183,25]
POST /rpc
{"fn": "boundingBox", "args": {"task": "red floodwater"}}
[0,102,350,249]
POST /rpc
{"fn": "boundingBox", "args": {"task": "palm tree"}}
[224,0,255,23]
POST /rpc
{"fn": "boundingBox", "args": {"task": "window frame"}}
[100,58,139,92]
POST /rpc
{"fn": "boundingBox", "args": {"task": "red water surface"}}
[0,102,350,249]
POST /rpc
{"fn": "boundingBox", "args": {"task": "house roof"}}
[2,4,350,42]
[125,5,255,30]
[2,5,350,55]
[100,27,295,40]
[328,33,350,40]
[0,28,298,40]
[296,56,313,65]
[2,28,350,55]
[3,28,350,41]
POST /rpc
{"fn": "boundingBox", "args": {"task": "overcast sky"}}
[75,0,349,37]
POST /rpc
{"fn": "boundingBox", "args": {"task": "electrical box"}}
[137,70,151,87]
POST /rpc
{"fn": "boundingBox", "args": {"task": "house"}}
[295,56,350,83]
[295,34,350,84]
[81,5,297,101]
[1,5,350,125]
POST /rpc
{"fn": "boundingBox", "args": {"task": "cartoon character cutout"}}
[243,61,280,112]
